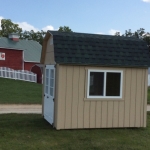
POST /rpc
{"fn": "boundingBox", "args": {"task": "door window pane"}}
[46,69,49,77]
[50,87,53,96]
[50,78,54,87]
[106,72,121,96]
[50,69,54,78]
[46,78,49,86]
[89,72,104,96]
[46,86,48,94]
[45,69,49,94]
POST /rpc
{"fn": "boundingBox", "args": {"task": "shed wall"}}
[44,37,55,65]
[55,65,147,129]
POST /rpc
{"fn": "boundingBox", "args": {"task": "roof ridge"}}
[48,30,143,41]
[49,31,150,67]
[0,37,40,43]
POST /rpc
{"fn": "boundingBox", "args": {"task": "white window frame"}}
[87,69,123,99]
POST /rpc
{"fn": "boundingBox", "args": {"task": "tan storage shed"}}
[41,31,150,130]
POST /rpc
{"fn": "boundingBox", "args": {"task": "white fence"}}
[0,67,37,83]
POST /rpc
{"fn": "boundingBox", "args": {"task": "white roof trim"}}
[0,46,24,51]
[24,60,40,63]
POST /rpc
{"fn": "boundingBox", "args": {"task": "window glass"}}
[46,78,49,86]
[45,69,49,94]
[50,87,53,96]
[50,78,54,87]
[46,69,49,77]
[106,72,121,96]
[50,69,54,78]
[46,86,48,94]
[89,72,104,96]
[50,38,53,45]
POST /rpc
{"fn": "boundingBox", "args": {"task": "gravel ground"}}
[0,104,149,114]
[0,104,42,114]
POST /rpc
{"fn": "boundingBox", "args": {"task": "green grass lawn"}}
[0,113,150,150]
[0,78,42,104]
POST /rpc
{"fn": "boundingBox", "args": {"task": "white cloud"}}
[0,16,3,20]
[108,29,121,35]
[0,16,56,32]
[142,0,150,3]
[16,22,39,31]
[16,22,56,32]
[96,32,105,35]
[42,25,55,31]
[0,16,4,30]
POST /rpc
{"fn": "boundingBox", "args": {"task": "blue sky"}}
[0,0,150,35]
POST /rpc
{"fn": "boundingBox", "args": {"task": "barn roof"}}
[0,37,42,62]
[49,31,150,67]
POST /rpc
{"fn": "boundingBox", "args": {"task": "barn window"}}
[50,38,53,45]
[87,70,123,99]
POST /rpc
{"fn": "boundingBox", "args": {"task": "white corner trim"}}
[24,61,40,63]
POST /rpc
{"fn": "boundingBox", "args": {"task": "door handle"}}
[47,96,49,98]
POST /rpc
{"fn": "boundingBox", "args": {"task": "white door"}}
[44,65,55,125]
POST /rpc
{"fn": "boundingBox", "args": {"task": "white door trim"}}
[44,65,55,125]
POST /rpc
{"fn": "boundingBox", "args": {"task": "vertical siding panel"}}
[71,66,79,128]
[143,69,148,127]
[59,66,67,129]
[124,68,131,127]
[90,101,96,128]
[101,101,108,128]
[77,66,85,128]
[95,102,102,128]
[65,66,73,129]
[83,68,90,128]
[140,69,144,126]
[84,101,90,128]
[118,67,125,127]
[107,101,113,128]
[135,69,143,127]
[130,69,137,127]
[118,102,124,127]
[113,101,119,127]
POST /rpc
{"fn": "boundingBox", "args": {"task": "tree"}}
[122,28,145,39]
[114,32,121,36]
[0,19,73,45]
[58,26,73,32]
[143,33,150,45]
[21,30,46,45]
[122,29,134,37]
[115,28,150,45]
[0,19,22,37]
[0,19,46,45]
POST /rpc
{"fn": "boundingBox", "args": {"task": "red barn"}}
[0,33,42,83]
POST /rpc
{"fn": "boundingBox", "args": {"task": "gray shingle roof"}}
[49,31,150,67]
[0,37,42,62]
